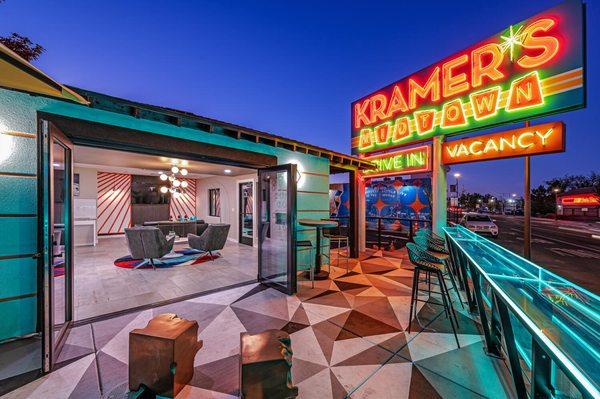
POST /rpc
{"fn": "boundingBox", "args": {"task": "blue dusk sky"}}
[1,0,598,195]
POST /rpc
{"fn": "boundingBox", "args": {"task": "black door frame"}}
[38,120,75,371]
[257,164,297,295]
[238,181,254,246]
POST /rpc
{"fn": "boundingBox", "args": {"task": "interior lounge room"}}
[60,145,260,321]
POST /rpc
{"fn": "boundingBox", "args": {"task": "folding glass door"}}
[40,121,74,371]
[257,164,297,295]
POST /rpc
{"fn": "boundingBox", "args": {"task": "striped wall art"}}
[97,172,132,235]
[169,178,197,219]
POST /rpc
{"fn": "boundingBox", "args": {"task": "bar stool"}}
[412,235,463,309]
[406,243,460,348]
[416,230,464,290]
[296,240,315,288]
[320,220,350,273]
[416,229,445,246]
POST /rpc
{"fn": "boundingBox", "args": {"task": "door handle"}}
[31,252,42,259]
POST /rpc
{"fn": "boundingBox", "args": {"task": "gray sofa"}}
[125,226,175,269]
[187,224,230,259]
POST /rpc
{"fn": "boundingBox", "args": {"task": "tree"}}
[0,1,45,62]
[0,33,44,62]
[531,185,554,216]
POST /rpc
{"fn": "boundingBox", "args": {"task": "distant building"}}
[556,187,600,221]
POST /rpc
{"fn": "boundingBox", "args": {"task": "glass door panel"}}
[41,121,74,370]
[52,141,67,335]
[239,181,254,246]
[257,164,296,294]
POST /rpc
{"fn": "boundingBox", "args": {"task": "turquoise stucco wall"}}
[0,90,57,342]
[0,88,329,340]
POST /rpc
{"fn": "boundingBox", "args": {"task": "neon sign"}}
[362,145,431,178]
[561,195,600,206]
[351,0,584,155]
[442,121,565,165]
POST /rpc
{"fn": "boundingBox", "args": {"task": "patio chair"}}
[125,226,175,270]
[187,224,230,259]
[406,242,460,348]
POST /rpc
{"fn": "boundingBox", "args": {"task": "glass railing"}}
[444,225,600,398]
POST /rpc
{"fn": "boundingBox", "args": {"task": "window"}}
[209,188,221,217]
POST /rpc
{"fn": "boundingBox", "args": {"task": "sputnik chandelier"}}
[159,164,188,198]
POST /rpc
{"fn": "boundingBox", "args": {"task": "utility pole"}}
[524,121,531,259]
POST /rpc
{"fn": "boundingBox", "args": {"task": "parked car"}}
[459,213,499,237]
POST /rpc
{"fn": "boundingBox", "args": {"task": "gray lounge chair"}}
[187,224,230,260]
[125,226,175,270]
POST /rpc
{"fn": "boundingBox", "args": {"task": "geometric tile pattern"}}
[2,249,516,398]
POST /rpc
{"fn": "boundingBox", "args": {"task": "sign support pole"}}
[432,136,447,235]
[524,122,531,259]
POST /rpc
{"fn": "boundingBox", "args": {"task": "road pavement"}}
[490,215,600,294]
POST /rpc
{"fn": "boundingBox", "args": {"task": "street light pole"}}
[524,122,531,260]
[553,188,560,221]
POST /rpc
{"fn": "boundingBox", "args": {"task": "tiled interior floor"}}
[3,250,516,398]
[73,236,257,320]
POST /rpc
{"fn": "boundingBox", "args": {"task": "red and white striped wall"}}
[97,172,132,235]
[170,178,197,219]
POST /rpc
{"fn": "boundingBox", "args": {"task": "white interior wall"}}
[74,167,98,200]
[196,173,257,243]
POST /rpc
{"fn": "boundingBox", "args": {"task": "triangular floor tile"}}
[407,332,483,362]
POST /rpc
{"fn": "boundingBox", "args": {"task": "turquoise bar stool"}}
[412,235,463,309]
[406,242,460,348]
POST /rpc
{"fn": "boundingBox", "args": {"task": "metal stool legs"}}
[297,241,315,288]
[407,266,461,348]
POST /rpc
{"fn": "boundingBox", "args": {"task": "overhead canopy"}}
[0,43,88,105]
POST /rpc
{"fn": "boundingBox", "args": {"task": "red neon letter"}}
[506,72,544,111]
[441,99,466,129]
[408,67,441,110]
[386,85,409,119]
[442,54,470,98]
[391,117,410,143]
[354,100,370,129]
[414,110,436,135]
[517,18,560,69]
[472,44,505,88]
[358,128,374,150]
[374,122,392,146]
[369,94,388,125]
[470,87,501,120]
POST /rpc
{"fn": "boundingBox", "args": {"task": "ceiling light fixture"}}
[160,161,190,197]
[224,169,232,174]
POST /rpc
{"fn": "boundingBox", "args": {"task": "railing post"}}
[409,221,414,241]
[377,218,382,249]
[532,339,553,399]
[496,296,528,399]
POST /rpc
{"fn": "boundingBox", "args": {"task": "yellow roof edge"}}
[0,42,89,106]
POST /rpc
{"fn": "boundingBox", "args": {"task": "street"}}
[490,215,600,294]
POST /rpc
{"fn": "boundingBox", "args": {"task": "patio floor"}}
[2,249,516,398]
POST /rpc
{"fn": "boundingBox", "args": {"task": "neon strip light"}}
[362,145,431,178]
[552,316,600,363]
[444,226,600,398]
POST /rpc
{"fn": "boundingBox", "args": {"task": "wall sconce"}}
[0,123,14,165]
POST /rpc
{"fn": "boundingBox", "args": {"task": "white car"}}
[460,213,499,237]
